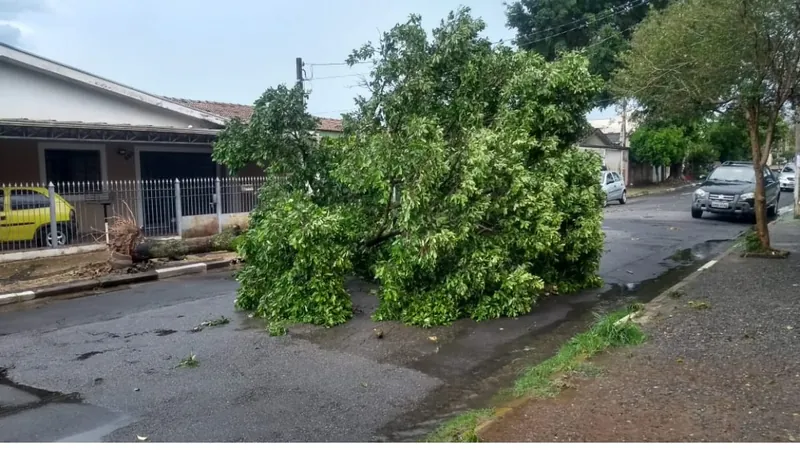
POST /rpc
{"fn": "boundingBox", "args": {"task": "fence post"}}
[48,182,58,247]
[174,179,183,238]
[215,177,223,234]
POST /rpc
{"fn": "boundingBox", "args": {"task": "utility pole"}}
[620,100,628,148]
[296,57,305,106]
[794,111,799,218]
[620,99,630,185]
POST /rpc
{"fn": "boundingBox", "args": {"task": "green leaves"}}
[629,125,689,166]
[221,9,606,329]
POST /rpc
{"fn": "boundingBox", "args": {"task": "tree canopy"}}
[213,9,606,328]
[506,0,670,105]
[613,0,800,249]
[628,124,688,167]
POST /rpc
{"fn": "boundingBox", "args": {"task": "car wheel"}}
[768,195,779,218]
[619,190,627,205]
[39,225,69,247]
[691,208,703,219]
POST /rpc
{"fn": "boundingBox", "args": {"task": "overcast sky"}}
[2,0,612,120]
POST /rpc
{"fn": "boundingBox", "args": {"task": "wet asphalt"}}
[0,187,793,442]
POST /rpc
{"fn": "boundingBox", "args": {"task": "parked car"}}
[691,161,780,220]
[0,186,76,247]
[601,170,627,205]
[778,163,796,192]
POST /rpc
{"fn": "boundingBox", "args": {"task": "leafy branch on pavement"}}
[428,308,646,442]
[214,8,606,328]
[687,300,711,310]
[267,321,288,337]
[177,352,199,368]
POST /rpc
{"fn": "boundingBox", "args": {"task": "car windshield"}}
[783,165,795,173]
[708,166,754,183]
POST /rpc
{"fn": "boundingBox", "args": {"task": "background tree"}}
[506,0,671,105]
[214,9,606,328]
[613,0,800,250]
[628,124,689,177]
[703,110,792,163]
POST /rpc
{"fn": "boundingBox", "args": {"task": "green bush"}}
[214,9,604,328]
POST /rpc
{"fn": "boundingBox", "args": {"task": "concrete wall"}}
[0,60,217,129]
[0,139,38,184]
[582,146,628,182]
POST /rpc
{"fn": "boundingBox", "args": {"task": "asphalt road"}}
[0,187,793,442]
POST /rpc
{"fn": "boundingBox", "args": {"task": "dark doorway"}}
[139,151,216,235]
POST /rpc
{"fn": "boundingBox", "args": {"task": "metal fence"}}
[0,177,266,253]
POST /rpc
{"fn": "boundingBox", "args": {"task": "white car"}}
[601,170,627,205]
[779,163,795,192]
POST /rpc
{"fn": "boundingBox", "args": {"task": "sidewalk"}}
[627,180,698,198]
[480,218,800,442]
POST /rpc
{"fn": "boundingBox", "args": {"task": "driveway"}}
[0,187,789,442]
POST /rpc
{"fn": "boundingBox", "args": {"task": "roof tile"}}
[165,97,343,132]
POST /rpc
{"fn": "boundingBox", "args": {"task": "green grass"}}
[426,308,646,442]
[513,309,645,397]
[426,409,494,442]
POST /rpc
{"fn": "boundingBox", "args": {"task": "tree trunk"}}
[669,162,683,180]
[745,110,771,249]
[131,234,238,262]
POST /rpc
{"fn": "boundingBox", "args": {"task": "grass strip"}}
[427,307,646,442]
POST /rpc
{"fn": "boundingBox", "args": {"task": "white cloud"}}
[0,0,49,46]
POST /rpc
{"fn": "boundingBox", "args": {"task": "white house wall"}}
[0,60,219,129]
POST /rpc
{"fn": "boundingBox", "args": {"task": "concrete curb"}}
[627,182,700,199]
[0,258,238,308]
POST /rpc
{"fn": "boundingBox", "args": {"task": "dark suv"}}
[691,161,780,220]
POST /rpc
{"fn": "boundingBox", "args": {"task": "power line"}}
[306,72,370,81]
[308,61,373,67]
[505,0,649,46]
[520,0,645,39]
[311,108,358,116]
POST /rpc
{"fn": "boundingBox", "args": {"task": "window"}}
[0,191,4,212]
[708,166,755,183]
[11,189,50,210]
[605,173,614,184]
[612,172,621,182]
[783,165,795,173]
[45,149,101,185]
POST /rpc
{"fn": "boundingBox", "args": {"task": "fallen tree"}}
[128,226,242,262]
[213,9,605,328]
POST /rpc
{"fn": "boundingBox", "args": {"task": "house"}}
[579,128,630,184]
[0,42,342,186]
[0,43,342,241]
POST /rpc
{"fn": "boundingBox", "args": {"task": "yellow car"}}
[0,187,76,247]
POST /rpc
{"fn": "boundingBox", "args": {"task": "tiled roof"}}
[165,97,343,133]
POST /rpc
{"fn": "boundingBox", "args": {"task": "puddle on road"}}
[0,367,82,417]
[668,239,731,265]
[374,246,724,442]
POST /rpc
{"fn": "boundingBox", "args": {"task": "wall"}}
[581,146,629,182]
[0,60,218,129]
[106,143,136,179]
[0,139,38,183]
[628,162,673,185]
